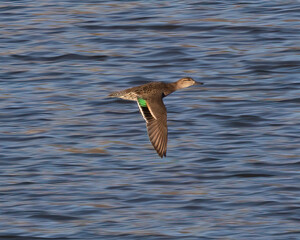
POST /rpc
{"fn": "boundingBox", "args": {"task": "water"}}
[1,1,300,239]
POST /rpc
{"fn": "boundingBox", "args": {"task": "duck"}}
[108,77,203,158]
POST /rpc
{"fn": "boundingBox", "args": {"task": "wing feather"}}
[137,97,168,158]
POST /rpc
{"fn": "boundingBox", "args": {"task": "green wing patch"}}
[137,97,153,122]
[138,97,147,107]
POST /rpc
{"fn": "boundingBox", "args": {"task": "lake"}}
[1,1,300,239]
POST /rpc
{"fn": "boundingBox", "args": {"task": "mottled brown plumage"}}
[108,77,203,158]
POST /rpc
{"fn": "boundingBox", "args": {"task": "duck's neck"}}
[163,82,178,97]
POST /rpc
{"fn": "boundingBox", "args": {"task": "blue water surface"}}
[1,1,300,239]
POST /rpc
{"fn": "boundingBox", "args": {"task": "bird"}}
[108,77,203,158]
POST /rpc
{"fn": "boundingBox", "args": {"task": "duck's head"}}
[176,77,203,89]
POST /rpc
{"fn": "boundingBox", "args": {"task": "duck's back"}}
[130,82,166,98]
[109,81,176,101]
[112,82,164,100]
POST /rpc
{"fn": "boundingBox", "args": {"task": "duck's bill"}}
[194,81,204,85]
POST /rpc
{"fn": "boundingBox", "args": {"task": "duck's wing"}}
[137,97,167,158]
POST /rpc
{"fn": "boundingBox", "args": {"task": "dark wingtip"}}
[156,150,165,158]
[163,150,166,157]
[157,151,166,158]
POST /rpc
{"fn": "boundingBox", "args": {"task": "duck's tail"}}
[107,91,120,98]
[107,90,137,101]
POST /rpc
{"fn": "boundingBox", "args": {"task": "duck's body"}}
[109,81,175,101]
[109,77,203,158]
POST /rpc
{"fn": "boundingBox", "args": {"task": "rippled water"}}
[1,1,300,239]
